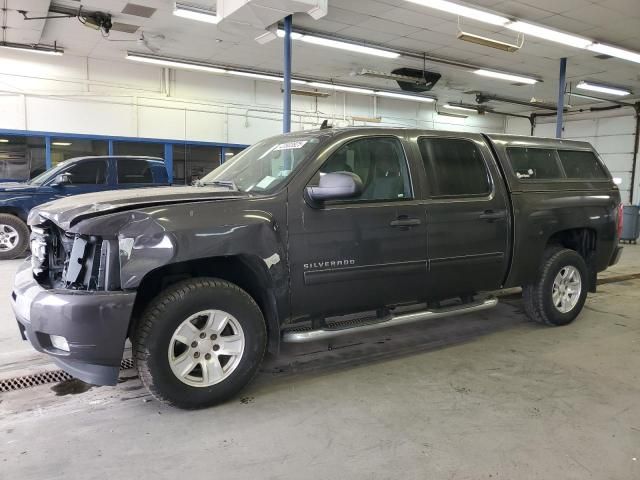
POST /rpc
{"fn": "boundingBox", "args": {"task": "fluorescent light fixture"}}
[576,81,631,97]
[437,111,468,119]
[376,91,435,103]
[0,139,9,143]
[474,69,538,85]
[228,71,283,82]
[457,31,520,52]
[0,42,63,56]
[443,103,477,112]
[404,0,509,26]
[277,29,399,58]
[52,142,72,146]
[587,43,640,64]
[126,53,227,74]
[505,21,592,49]
[309,82,375,94]
[173,2,220,24]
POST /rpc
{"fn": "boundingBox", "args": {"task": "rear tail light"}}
[616,203,624,239]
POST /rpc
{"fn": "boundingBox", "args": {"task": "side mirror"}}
[52,173,71,187]
[306,172,363,203]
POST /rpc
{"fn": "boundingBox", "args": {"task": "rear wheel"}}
[134,278,267,409]
[0,214,29,260]
[523,248,588,326]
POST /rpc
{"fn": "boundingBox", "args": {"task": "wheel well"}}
[129,255,280,352]
[546,228,597,291]
[0,207,27,222]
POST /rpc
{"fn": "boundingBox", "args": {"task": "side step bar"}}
[282,297,498,343]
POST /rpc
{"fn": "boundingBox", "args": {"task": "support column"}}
[556,57,567,138]
[45,136,52,170]
[283,14,292,134]
[164,143,173,184]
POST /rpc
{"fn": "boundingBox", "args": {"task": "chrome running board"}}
[282,297,498,343]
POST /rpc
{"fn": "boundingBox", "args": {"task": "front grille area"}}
[31,222,120,291]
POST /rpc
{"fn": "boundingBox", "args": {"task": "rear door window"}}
[418,137,491,196]
[557,150,608,179]
[117,158,156,184]
[506,147,563,180]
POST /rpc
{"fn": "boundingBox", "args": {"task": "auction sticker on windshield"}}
[274,140,308,151]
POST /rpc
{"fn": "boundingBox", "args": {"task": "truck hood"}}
[30,185,249,230]
[0,181,37,194]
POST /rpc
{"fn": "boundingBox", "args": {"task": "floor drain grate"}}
[0,358,135,392]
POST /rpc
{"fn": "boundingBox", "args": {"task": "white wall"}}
[0,50,505,146]
[506,111,639,204]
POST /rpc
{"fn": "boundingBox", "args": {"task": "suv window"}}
[64,159,107,184]
[117,158,155,184]
[310,137,412,201]
[418,137,490,196]
[557,150,608,179]
[507,147,562,180]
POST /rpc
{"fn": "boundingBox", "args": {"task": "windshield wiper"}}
[200,180,241,191]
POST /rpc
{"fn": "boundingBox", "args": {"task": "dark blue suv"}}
[0,156,169,259]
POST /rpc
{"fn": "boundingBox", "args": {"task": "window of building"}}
[113,141,165,159]
[173,145,221,185]
[309,137,412,202]
[51,138,108,166]
[557,150,608,179]
[418,138,491,196]
[64,159,107,184]
[507,147,563,180]
[0,136,46,181]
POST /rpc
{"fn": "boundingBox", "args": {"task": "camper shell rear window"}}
[506,147,609,181]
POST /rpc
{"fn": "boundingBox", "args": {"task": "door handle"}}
[479,210,506,222]
[390,216,421,228]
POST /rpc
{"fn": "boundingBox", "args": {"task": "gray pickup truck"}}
[12,128,623,409]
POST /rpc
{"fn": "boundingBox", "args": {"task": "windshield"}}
[28,160,71,186]
[201,136,321,193]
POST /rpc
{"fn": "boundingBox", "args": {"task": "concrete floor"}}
[0,248,639,479]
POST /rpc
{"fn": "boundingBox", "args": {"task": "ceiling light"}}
[404,0,509,26]
[437,111,468,119]
[126,53,227,73]
[0,139,9,143]
[587,43,640,64]
[173,2,220,24]
[228,71,283,82]
[52,142,72,146]
[443,103,477,112]
[376,91,435,103]
[309,82,375,95]
[276,29,399,58]
[0,42,63,56]
[576,81,631,96]
[474,69,538,84]
[505,21,592,49]
[457,31,520,52]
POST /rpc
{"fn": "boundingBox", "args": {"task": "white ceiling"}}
[5,0,640,112]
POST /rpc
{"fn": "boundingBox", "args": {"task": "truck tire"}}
[0,214,30,260]
[134,277,267,409]
[523,247,588,326]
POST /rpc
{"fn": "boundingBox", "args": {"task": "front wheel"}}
[0,214,29,260]
[134,278,267,409]
[523,248,588,326]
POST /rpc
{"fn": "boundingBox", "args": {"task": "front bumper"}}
[11,259,136,386]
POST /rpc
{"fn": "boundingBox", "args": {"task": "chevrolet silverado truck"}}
[0,156,169,260]
[11,128,623,409]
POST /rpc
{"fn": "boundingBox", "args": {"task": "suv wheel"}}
[0,214,29,260]
[134,278,267,409]
[523,247,588,326]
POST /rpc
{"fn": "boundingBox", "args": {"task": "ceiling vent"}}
[391,68,441,92]
[122,3,157,18]
[111,22,141,33]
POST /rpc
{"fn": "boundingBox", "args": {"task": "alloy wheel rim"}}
[0,224,19,252]
[551,265,582,314]
[168,309,245,387]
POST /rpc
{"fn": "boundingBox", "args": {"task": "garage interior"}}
[0,0,639,478]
